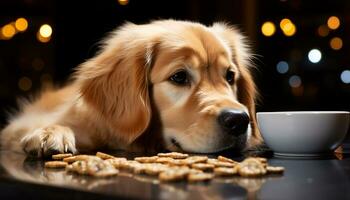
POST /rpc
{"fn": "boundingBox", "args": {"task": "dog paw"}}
[20,125,77,158]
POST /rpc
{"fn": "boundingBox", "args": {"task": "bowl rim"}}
[257,111,350,115]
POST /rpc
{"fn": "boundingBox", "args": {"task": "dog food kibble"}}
[45,161,68,168]
[214,167,238,176]
[217,155,238,164]
[157,152,189,159]
[46,152,285,182]
[52,153,73,160]
[135,156,159,163]
[191,163,215,171]
[96,152,115,160]
[238,158,267,177]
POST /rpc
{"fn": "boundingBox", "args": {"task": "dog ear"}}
[211,23,262,145]
[75,23,159,145]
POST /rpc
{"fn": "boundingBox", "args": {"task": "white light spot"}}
[308,49,322,63]
[340,70,350,84]
[276,61,289,74]
[289,75,302,87]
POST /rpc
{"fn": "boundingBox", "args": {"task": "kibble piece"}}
[134,156,159,163]
[191,163,215,171]
[214,167,238,176]
[217,156,238,164]
[63,155,102,163]
[45,161,68,168]
[188,173,213,182]
[96,152,115,160]
[266,166,284,174]
[104,157,127,168]
[238,158,266,177]
[159,169,188,182]
[183,156,208,165]
[71,160,88,174]
[118,160,141,171]
[143,164,169,175]
[207,158,235,168]
[52,153,73,160]
[155,157,175,164]
[157,152,189,159]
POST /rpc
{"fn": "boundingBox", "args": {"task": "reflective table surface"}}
[0,150,349,200]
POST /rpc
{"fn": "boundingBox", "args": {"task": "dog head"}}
[77,20,261,153]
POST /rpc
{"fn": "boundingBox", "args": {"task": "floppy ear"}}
[211,23,262,145]
[75,23,159,145]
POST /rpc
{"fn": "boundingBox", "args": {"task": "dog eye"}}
[226,70,235,85]
[169,70,189,86]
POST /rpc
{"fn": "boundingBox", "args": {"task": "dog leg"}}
[20,125,77,158]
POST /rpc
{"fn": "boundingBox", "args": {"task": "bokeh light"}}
[289,75,302,88]
[340,70,350,84]
[329,37,343,50]
[118,0,129,6]
[39,24,52,38]
[317,25,329,37]
[1,24,16,39]
[15,18,28,32]
[308,49,322,63]
[261,21,276,37]
[280,18,296,36]
[37,24,52,43]
[276,61,289,74]
[18,77,32,91]
[327,16,340,30]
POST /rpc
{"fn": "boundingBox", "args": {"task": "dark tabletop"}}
[0,150,349,200]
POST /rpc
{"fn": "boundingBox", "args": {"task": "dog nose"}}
[217,109,250,135]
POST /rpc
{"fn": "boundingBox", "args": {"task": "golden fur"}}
[0,20,261,156]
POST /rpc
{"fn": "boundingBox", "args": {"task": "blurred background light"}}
[280,18,296,36]
[39,24,52,38]
[308,49,322,63]
[37,24,52,43]
[18,77,32,91]
[340,70,350,84]
[289,75,302,88]
[118,0,129,6]
[327,16,340,30]
[329,37,343,50]
[276,61,289,74]
[261,21,275,37]
[1,24,16,39]
[317,25,329,37]
[14,18,28,32]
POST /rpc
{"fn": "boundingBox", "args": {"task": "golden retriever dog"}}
[0,20,261,157]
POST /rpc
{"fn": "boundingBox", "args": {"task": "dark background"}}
[0,0,349,126]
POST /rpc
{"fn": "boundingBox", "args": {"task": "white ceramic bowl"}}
[257,111,350,157]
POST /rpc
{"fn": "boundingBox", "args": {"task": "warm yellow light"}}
[118,0,128,5]
[280,18,296,36]
[37,31,51,43]
[261,21,276,37]
[1,24,16,39]
[15,18,28,32]
[39,24,52,38]
[327,16,340,30]
[18,77,32,91]
[317,25,329,37]
[280,18,292,29]
[330,37,343,50]
[283,24,296,36]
